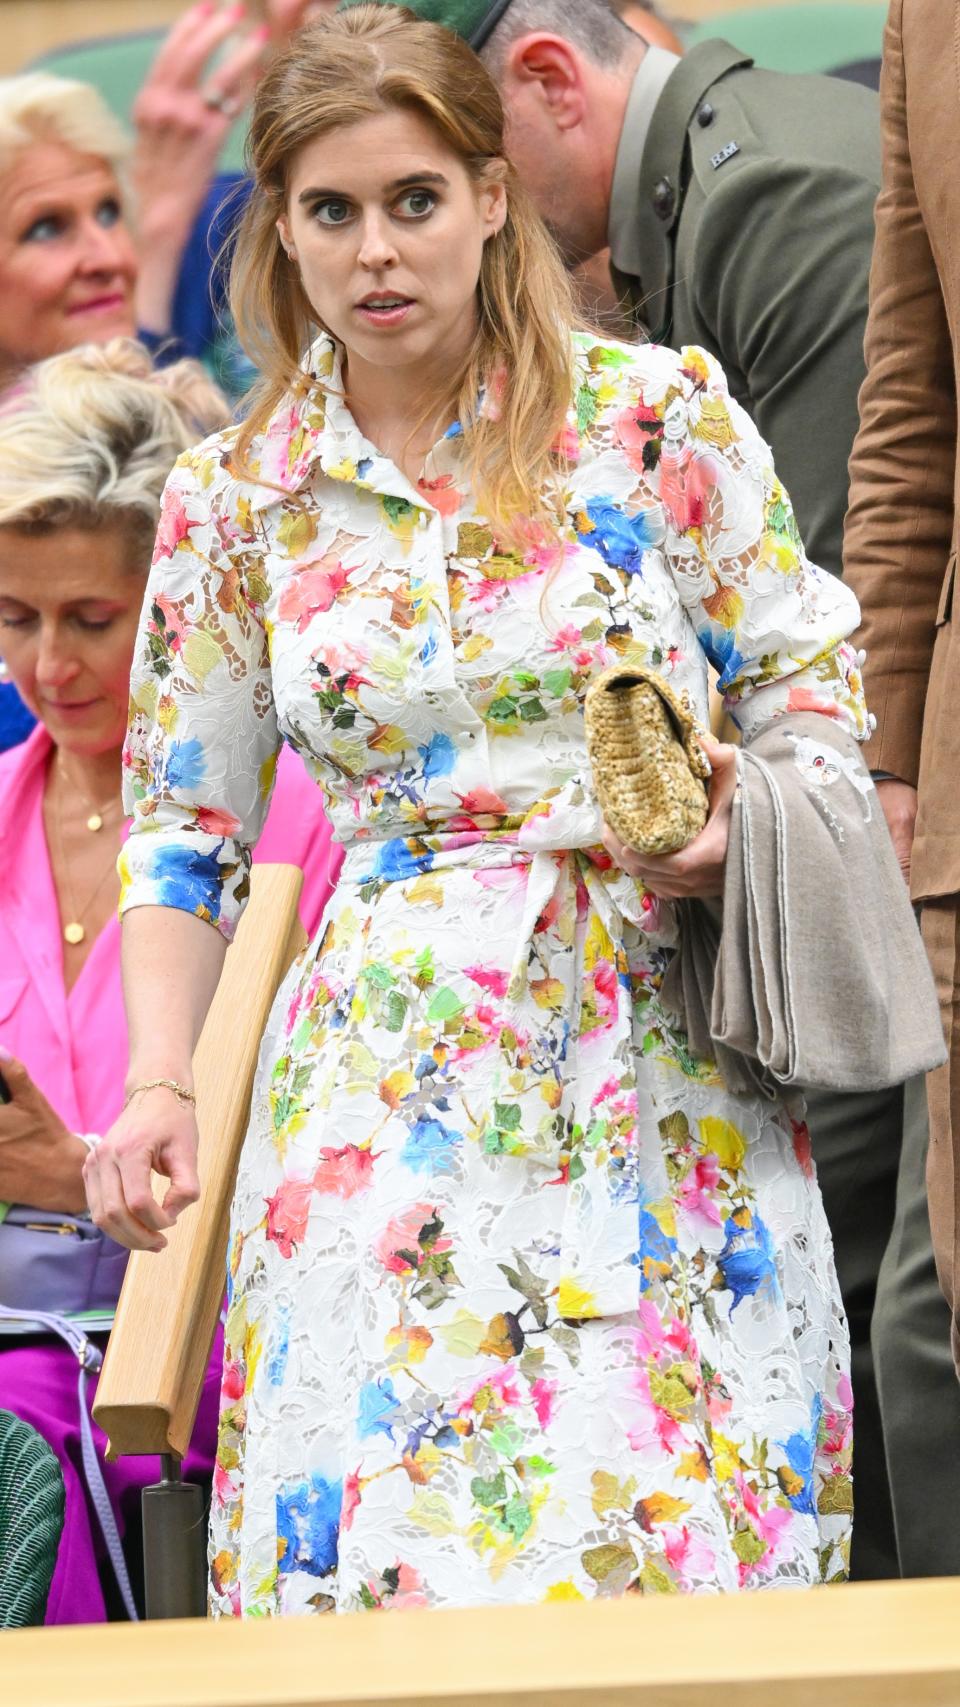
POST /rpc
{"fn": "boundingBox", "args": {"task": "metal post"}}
[141,1454,207,1620]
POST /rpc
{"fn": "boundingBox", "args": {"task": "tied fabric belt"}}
[331,827,682,1321]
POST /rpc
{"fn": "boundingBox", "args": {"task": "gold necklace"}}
[55,754,123,834]
[51,779,121,947]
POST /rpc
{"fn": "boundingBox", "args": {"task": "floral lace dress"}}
[121,334,867,1615]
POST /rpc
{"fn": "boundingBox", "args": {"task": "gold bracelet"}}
[123,1077,196,1111]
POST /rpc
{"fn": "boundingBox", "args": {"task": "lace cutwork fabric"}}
[121,334,864,1615]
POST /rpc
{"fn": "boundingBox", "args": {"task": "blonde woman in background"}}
[0,340,340,1623]
[88,6,865,1615]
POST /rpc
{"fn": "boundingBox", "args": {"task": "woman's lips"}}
[44,697,100,716]
[355,298,415,328]
[67,294,129,318]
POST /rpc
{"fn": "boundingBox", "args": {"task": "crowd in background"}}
[0,0,957,1630]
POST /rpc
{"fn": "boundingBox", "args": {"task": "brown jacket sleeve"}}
[843,0,956,786]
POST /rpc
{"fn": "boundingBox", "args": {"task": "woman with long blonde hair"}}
[87,5,866,1614]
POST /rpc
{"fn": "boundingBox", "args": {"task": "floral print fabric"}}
[122,334,862,1614]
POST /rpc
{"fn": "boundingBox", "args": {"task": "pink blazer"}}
[0,727,341,1136]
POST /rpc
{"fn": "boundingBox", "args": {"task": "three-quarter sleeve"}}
[660,347,869,745]
[120,443,281,941]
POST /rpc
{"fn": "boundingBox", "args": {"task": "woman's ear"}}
[479,167,508,241]
[276,215,297,262]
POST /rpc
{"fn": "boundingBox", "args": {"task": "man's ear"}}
[504,32,588,131]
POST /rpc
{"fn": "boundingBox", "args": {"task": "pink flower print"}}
[416,473,462,516]
[454,787,510,816]
[735,1473,793,1572]
[634,1300,667,1358]
[662,1523,717,1586]
[785,687,844,719]
[549,625,584,653]
[458,1364,523,1414]
[313,1143,375,1199]
[530,1377,558,1429]
[277,558,349,632]
[678,1155,723,1228]
[592,959,619,1018]
[591,1076,622,1109]
[465,964,509,999]
[220,1359,245,1404]
[791,1117,814,1180]
[213,1459,239,1506]
[264,1176,314,1258]
[151,594,186,651]
[551,422,581,464]
[627,1368,684,1456]
[342,1470,362,1533]
[152,488,192,564]
[196,805,243,837]
[392,1562,429,1608]
[373,1203,448,1276]
[658,445,714,533]
[613,401,661,474]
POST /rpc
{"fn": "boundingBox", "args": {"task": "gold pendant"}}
[86,812,103,833]
[64,921,85,946]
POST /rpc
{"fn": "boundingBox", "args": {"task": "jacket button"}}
[652,177,675,220]
[697,102,715,127]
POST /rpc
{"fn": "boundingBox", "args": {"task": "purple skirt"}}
[0,1323,223,1624]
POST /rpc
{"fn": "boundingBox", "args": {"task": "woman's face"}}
[278,107,506,392]
[0,524,144,758]
[0,140,138,369]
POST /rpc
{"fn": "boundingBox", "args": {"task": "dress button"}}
[697,102,715,127]
[652,177,675,221]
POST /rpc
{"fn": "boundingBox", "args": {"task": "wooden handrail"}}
[4,1579,960,1706]
[93,865,306,1461]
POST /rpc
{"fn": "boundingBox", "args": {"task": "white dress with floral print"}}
[121,334,865,1615]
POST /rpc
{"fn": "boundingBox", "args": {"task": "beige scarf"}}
[663,713,946,1098]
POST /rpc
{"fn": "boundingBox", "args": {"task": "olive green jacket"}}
[611,41,881,577]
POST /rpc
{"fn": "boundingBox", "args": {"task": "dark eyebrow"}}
[297,171,449,205]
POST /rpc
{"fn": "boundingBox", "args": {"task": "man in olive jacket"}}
[344,0,958,1582]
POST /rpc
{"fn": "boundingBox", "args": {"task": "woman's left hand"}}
[602,734,739,900]
[0,1052,88,1213]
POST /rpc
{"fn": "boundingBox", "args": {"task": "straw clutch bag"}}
[584,662,711,855]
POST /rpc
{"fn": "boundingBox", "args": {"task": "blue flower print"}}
[358,1377,402,1440]
[401,1116,464,1176]
[698,625,747,694]
[164,737,206,792]
[276,1473,342,1578]
[368,838,436,883]
[418,732,457,781]
[148,842,225,922]
[716,1213,781,1314]
[577,499,658,574]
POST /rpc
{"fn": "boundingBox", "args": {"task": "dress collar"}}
[245,334,432,514]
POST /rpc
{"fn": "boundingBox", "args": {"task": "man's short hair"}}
[483,0,636,74]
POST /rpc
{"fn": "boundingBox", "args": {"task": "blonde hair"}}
[0,71,130,179]
[230,2,578,542]
[0,339,229,560]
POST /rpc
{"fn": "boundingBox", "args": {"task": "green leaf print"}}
[384,990,408,1033]
[382,494,417,525]
[518,698,548,723]
[638,1560,679,1595]
[543,667,572,699]
[502,1496,534,1541]
[582,1542,635,1584]
[732,1526,767,1566]
[426,987,465,1023]
[471,1471,508,1509]
[494,1102,522,1131]
[576,384,599,434]
[363,962,396,989]
[489,1419,524,1457]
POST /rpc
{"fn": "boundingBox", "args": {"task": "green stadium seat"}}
[0,1409,65,1628]
[29,29,248,174]
[686,3,886,77]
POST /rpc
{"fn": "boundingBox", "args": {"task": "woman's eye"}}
[75,615,114,632]
[96,198,122,229]
[0,612,33,629]
[313,199,353,226]
[22,214,63,243]
[397,189,436,218]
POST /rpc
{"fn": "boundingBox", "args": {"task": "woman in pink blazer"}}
[0,340,341,1622]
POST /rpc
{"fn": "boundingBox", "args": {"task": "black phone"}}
[0,1070,10,1104]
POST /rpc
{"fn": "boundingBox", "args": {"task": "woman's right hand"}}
[83,1085,201,1253]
